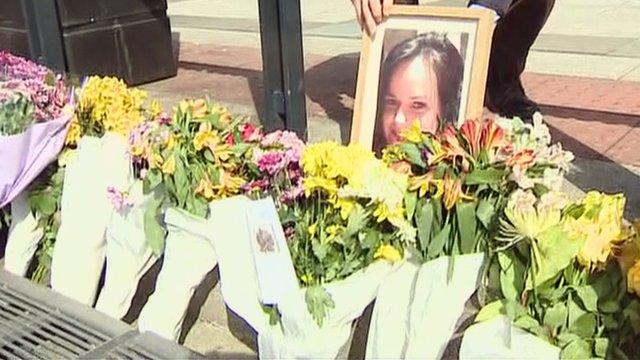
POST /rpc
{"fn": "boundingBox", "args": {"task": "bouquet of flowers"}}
[366,115,575,359]
[134,99,265,339]
[132,98,262,254]
[47,76,156,305]
[246,139,414,325]
[0,52,73,280]
[382,115,574,263]
[466,191,640,359]
[0,52,72,208]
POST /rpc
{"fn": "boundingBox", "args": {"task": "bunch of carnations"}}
[131,98,262,254]
[476,190,640,358]
[0,51,69,135]
[248,139,415,326]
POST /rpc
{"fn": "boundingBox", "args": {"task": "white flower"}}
[511,165,535,189]
[538,191,568,213]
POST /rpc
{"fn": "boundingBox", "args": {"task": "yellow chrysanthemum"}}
[303,176,338,196]
[505,190,562,240]
[400,120,423,143]
[333,197,355,220]
[566,192,627,270]
[64,117,82,145]
[374,244,402,262]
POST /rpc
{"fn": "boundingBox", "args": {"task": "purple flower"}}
[107,187,134,212]
[256,150,287,175]
[0,52,69,121]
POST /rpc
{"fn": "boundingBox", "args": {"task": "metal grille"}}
[0,286,108,359]
[0,270,201,360]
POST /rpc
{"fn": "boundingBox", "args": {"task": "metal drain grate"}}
[0,270,201,360]
[0,285,110,359]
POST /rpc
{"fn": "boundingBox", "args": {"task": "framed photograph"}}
[351,6,494,152]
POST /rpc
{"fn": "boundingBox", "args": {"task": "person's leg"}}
[485,0,555,120]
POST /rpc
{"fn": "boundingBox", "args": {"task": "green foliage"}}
[0,93,35,135]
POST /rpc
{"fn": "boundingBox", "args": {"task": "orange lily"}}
[442,173,473,210]
[460,119,482,156]
[480,119,506,151]
[507,149,535,170]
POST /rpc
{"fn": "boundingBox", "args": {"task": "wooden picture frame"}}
[350,5,494,151]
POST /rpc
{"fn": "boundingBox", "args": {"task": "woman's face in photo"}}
[380,56,442,145]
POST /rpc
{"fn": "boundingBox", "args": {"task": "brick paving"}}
[144,42,640,167]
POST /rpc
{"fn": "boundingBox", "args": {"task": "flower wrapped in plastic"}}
[368,116,574,359]
[134,99,264,340]
[464,191,640,359]
[208,139,414,359]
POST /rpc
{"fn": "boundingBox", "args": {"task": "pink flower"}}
[107,187,134,212]
[256,150,287,175]
[240,123,262,142]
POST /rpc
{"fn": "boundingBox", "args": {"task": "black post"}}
[21,0,66,71]
[257,0,308,141]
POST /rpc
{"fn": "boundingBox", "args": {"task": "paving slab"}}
[524,51,640,80]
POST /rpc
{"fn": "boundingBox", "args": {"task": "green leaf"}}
[456,201,477,254]
[400,143,426,167]
[312,239,328,261]
[360,229,380,249]
[144,170,162,193]
[144,195,166,256]
[204,149,215,162]
[475,300,505,323]
[427,222,450,258]
[544,302,567,329]
[561,339,592,360]
[405,191,418,220]
[415,200,434,253]
[594,337,609,358]
[261,304,282,326]
[575,286,599,312]
[556,332,581,347]
[514,315,542,334]
[569,313,596,338]
[498,252,526,301]
[344,205,368,239]
[623,300,640,334]
[464,167,505,186]
[476,199,495,229]
[529,225,581,290]
[305,286,335,327]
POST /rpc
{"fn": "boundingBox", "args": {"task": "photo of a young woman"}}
[373,32,464,153]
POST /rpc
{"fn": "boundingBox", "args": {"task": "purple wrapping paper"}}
[0,111,72,208]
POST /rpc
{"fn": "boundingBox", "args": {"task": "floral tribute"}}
[0,51,69,135]
[26,75,153,283]
[65,76,149,145]
[131,98,262,254]
[477,190,640,359]
[247,139,415,326]
[382,115,573,263]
